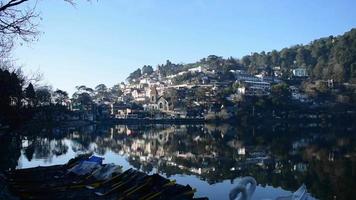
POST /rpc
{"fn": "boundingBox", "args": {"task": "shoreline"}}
[102,117,206,125]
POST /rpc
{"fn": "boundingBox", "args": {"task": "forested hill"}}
[127,28,356,83]
[240,28,356,82]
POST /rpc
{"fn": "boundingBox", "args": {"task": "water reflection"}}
[1,123,355,200]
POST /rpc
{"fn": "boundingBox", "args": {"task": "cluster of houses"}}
[67,65,313,121]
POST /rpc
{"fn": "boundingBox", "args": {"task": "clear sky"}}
[13,0,356,95]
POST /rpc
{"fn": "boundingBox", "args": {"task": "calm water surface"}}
[1,123,355,200]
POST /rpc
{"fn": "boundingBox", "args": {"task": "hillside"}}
[127,28,356,84]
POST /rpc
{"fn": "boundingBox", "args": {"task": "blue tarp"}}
[67,155,104,175]
[87,156,104,165]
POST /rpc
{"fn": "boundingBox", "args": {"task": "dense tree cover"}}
[72,85,94,108]
[158,60,184,77]
[70,83,124,106]
[198,55,243,72]
[128,29,356,84]
[172,72,194,84]
[0,68,24,125]
[142,65,154,75]
[126,68,142,83]
[110,84,123,98]
[35,86,52,106]
[94,84,109,100]
[270,83,291,106]
[0,67,70,126]
[53,89,69,105]
[241,29,356,82]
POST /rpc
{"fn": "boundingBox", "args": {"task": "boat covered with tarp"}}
[0,154,207,200]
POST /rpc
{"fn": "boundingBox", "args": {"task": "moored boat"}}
[1,154,207,200]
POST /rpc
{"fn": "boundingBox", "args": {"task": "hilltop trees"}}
[110,84,123,100]
[72,85,94,110]
[35,87,52,106]
[127,69,142,83]
[158,60,184,77]
[94,84,109,100]
[53,89,69,105]
[239,29,356,82]
[142,65,154,75]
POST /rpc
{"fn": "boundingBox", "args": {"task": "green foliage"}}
[94,84,111,101]
[53,89,68,105]
[172,72,194,84]
[126,68,142,83]
[241,29,356,82]
[75,85,94,94]
[95,84,107,93]
[271,83,292,106]
[142,65,154,75]
[111,84,123,98]
[193,87,208,101]
[72,85,95,107]
[35,87,52,105]
[158,60,184,77]
[74,92,92,106]
[128,29,356,84]
[222,86,233,96]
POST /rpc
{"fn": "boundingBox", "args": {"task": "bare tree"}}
[0,0,89,56]
[0,0,38,55]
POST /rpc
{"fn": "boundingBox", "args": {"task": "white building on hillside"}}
[237,81,271,96]
[188,66,206,73]
[292,68,308,77]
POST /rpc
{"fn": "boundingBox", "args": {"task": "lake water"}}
[1,123,355,200]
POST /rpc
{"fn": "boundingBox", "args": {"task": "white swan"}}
[229,176,257,200]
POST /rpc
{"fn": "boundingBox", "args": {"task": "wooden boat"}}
[1,154,207,200]
[275,184,317,200]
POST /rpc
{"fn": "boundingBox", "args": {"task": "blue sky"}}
[13,0,356,95]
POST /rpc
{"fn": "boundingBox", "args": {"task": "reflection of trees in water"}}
[115,125,355,200]
[300,136,356,200]
[0,134,21,170]
[22,137,69,162]
[6,123,355,200]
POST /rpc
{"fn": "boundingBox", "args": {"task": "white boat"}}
[229,177,317,200]
[276,184,317,200]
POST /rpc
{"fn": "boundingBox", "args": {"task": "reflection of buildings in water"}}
[10,123,355,200]
[103,127,271,180]
[17,125,282,179]
[293,163,308,172]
